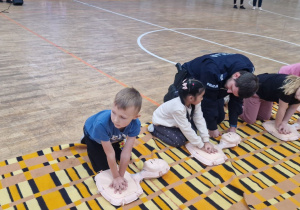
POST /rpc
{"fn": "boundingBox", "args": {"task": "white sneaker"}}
[148,124,154,132]
[258,7,262,10]
[252,6,255,10]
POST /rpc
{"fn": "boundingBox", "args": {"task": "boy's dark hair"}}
[235,71,259,98]
[114,87,142,113]
[178,78,205,99]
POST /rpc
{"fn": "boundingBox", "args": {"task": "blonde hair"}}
[114,87,142,113]
[280,75,300,95]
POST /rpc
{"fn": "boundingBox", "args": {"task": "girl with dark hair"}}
[148,78,217,153]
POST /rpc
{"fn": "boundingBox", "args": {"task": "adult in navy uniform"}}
[181,53,259,138]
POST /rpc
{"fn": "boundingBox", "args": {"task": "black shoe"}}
[0,0,4,3]
[81,137,86,144]
[240,5,246,9]
[6,0,12,3]
[233,5,237,9]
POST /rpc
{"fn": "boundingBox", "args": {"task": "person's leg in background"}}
[258,0,263,10]
[233,0,238,8]
[240,0,246,9]
[252,0,257,9]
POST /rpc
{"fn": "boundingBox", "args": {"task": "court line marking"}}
[73,0,166,30]
[263,10,300,20]
[0,13,160,107]
[138,28,300,65]
[2,1,297,107]
[74,0,294,65]
[247,0,300,20]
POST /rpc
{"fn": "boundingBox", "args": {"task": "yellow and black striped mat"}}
[1,107,300,210]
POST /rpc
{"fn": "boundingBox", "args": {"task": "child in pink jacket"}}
[279,63,300,76]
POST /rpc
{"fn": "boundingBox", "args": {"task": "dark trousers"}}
[253,0,262,7]
[151,122,197,147]
[234,0,244,4]
[81,134,122,173]
[201,98,225,130]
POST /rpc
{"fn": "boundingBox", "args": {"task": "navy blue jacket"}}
[182,53,255,130]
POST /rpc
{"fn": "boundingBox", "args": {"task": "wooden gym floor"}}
[0,0,299,161]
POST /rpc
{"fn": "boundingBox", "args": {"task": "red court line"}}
[0,13,160,107]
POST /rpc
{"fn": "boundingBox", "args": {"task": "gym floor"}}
[0,0,299,161]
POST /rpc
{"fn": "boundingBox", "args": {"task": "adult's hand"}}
[228,127,236,133]
[209,129,221,138]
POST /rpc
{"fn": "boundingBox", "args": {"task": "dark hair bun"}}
[179,78,205,98]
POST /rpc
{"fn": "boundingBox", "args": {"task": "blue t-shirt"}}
[84,110,141,144]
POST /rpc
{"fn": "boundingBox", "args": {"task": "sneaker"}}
[6,0,12,2]
[258,7,262,10]
[148,124,154,132]
[252,6,256,10]
[233,5,237,9]
[81,138,86,144]
[240,5,246,9]
[80,134,87,144]
[0,0,4,2]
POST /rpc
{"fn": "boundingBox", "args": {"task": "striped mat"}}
[1,106,300,210]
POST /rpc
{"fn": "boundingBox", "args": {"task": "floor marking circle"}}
[138,28,300,65]
[247,0,300,20]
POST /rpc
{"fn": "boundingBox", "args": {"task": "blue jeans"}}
[253,0,262,7]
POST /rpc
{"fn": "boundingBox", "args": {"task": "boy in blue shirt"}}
[82,87,142,194]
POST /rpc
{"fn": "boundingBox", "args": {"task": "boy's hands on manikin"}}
[110,176,128,194]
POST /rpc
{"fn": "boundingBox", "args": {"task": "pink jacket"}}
[279,63,300,76]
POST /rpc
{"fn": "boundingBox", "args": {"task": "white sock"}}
[148,124,154,132]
